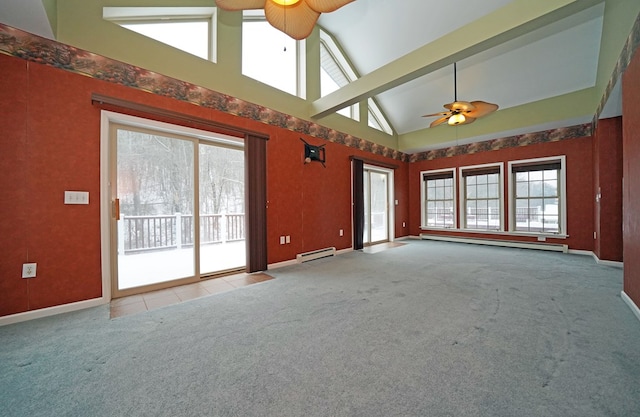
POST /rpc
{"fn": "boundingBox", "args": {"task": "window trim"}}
[421,168,457,229]
[242,11,306,98]
[319,28,358,120]
[459,163,504,232]
[103,7,217,62]
[507,156,567,236]
[319,28,393,134]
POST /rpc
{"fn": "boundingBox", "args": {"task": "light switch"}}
[65,191,89,205]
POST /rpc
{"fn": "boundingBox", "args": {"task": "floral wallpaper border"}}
[1,22,625,164]
[409,123,592,163]
[594,10,640,124]
[0,24,409,162]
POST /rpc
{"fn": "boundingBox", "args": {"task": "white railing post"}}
[175,212,182,249]
[221,212,227,243]
[118,215,125,255]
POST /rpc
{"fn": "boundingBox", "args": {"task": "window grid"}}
[425,177,454,228]
[514,168,560,233]
[464,173,500,230]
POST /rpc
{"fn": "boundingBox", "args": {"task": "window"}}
[367,98,393,135]
[243,11,304,97]
[103,7,217,61]
[320,39,358,119]
[460,164,503,231]
[509,157,566,234]
[422,169,456,228]
[319,29,393,134]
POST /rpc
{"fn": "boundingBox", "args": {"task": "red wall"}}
[1,43,629,318]
[593,117,623,261]
[409,137,595,251]
[623,48,640,305]
[0,53,409,317]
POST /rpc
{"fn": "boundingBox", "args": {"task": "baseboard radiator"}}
[296,247,336,263]
[420,234,568,253]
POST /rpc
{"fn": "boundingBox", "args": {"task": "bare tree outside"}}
[115,127,246,289]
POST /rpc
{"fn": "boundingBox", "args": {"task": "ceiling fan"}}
[423,63,499,127]
[214,0,354,40]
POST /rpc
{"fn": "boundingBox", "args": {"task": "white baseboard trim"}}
[594,257,624,268]
[0,297,108,327]
[268,247,354,270]
[621,291,640,323]
[568,250,624,268]
[336,247,353,256]
[421,234,568,253]
[267,259,298,270]
[567,249,593,257]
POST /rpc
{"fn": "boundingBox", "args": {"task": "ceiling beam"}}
[309,0,603,119]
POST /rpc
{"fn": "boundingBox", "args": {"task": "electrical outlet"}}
[279,236,285,245]
[339,229,343,236]
[22,263,37,278]
[286,235,291,244]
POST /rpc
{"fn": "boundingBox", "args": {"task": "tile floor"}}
[110,272,274,318]
[110,242,402,318]
[362,241,406,254]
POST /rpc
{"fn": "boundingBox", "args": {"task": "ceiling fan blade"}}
[215,0,266,10]
[430,116,450,128]
[265,0,320,40]
[457,116,477,126]
[422,111,451,118]
[466,101,499,118]
[306,0,355,13]
[444,101,475,112]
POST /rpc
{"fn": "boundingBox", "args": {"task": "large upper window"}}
[460,164,503,231]
[104,7,217,61]
[422,169,456,229]
[320,29,392,134]
[509,157,566,234]
[320,37,358,119]
[243,11,304,97]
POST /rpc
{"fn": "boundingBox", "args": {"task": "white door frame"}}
[363,164,395,245]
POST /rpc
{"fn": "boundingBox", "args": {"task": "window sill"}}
[420,226,568,239]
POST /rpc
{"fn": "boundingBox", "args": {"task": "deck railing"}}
[118,213,245,254]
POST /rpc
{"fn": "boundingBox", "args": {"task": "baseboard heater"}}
[296,247,336,263]
[420,234,568,253]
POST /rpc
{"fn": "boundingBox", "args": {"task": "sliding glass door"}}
[363,167,391,245]
[111,122,245,296]
[198,142,246,275]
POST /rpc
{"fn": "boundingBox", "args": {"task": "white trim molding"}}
[621,291,640,323]
[421,234,568,252]
[0,297,108,327]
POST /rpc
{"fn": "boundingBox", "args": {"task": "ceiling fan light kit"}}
[271,0,302,5]
[423,63,498,128]
[448,113,466,126]
[215,0,354,40]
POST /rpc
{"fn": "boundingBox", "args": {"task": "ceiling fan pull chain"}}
[453,62,457,102]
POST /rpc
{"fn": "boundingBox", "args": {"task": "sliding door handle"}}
[113,199,120,220]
